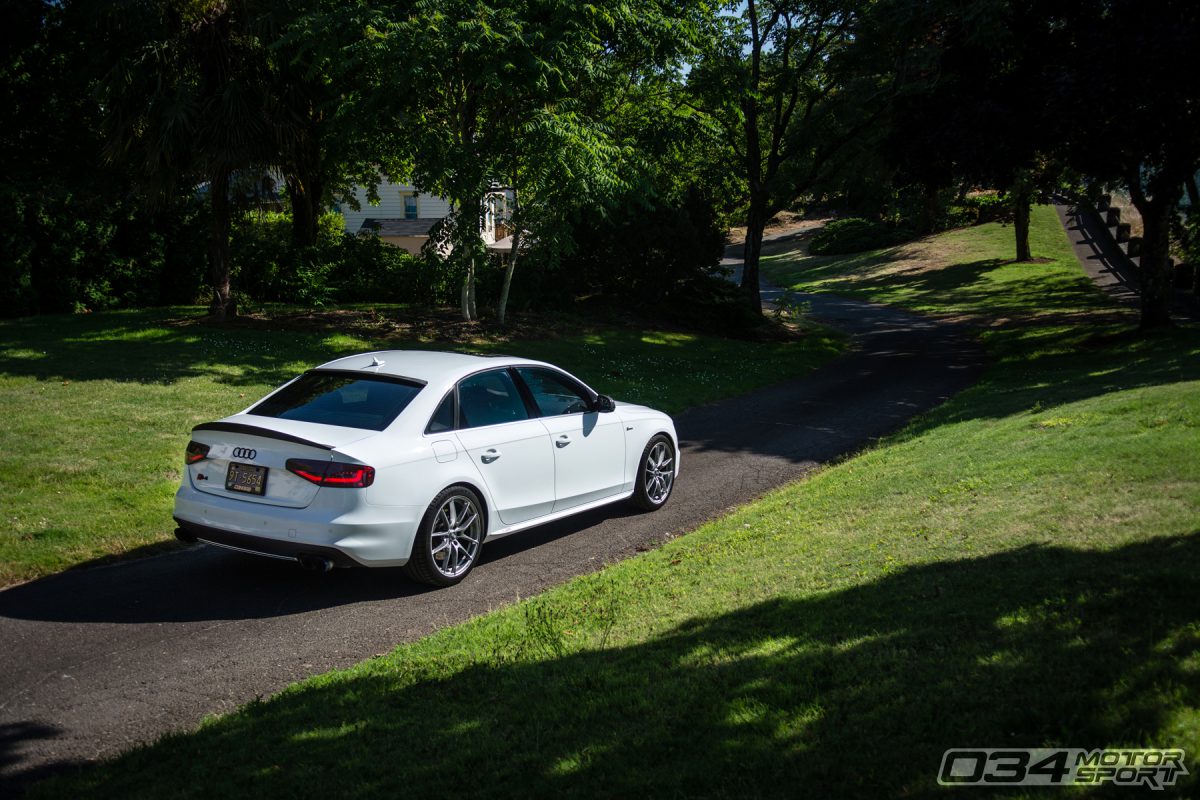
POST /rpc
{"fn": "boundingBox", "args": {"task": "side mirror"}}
[594,394,616,413]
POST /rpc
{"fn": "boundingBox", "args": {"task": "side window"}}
[458,370,531,429]
[515,368,593,417]
[426,392,456,434]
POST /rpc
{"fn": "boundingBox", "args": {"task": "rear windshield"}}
[249,371,423,431]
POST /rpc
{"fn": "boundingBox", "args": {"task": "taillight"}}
[286,458,375,488]
[185,441,211,464]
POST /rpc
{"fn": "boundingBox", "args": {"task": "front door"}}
[515,367,626,512]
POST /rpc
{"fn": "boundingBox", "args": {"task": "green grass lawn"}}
[0,309,842,586]
[31,208,1200,798]
[765,204,1115,324]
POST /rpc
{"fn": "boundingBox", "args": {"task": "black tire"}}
[402,485,486,587]
[632,434,676,511]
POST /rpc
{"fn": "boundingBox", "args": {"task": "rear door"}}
[453,368,555,525]
[514,367,626,512]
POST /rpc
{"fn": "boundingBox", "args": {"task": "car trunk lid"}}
[187,416,374,508]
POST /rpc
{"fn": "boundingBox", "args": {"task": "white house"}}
[337,177,512,255]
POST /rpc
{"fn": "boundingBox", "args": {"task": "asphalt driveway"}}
[0,283,984,793]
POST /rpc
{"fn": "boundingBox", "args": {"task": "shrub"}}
[658,273,769,337]
[502,187,764,334]
[230,210,458,308]
[809,218,911,255]
[328,234,453,306]
[945,193,1011,228]
[0,187,208,316]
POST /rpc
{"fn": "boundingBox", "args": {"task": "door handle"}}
[481,449,501,464]
[555,435,571,448]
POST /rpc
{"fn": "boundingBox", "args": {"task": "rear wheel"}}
[403,486,485,587]
[632,434,675,511]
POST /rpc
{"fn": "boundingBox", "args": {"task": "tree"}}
[99,0,274,318]
[260,0,389,250]
[363,0,694,322]
[1045,0,1200,329]
[2,0,210,316]
[867,0,1056,262]
[691,0,881,313]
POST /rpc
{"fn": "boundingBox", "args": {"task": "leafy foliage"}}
[809,217,911,255]
[689,0,883,311]
[944,193,1011,228]
[0,0,211,317]
[503,186,755,333]
[231,211,455,307]
[355,0,704,321]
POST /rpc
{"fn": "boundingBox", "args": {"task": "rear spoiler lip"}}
[191,421,336,451]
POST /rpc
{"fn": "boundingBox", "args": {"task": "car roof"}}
[313,350,542,387]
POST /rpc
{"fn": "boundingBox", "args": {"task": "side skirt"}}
[484,489,635,541]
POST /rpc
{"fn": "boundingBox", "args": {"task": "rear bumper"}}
[173,483,421,567]
[175,519,361,567]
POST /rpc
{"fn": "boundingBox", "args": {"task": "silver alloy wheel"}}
[430,494,483,578]
[643,440,674,505]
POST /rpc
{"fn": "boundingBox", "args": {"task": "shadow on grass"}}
[775,254,1116,321]
[0,308,359,387]
[900,324,1200,439]
[40,533,1200,799]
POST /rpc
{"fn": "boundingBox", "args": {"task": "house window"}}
[402,193,418,220]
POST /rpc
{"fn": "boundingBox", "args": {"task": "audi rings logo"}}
[232,447,257,460]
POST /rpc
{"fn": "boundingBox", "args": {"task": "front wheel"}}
[403,486,485,587]
[632,434,675,511]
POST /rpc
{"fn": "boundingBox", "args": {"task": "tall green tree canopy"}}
[690,0,884,313]
[357,0,700,321]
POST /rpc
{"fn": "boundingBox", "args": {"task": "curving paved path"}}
[0,249,985,794]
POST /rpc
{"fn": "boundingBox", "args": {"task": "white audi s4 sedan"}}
[173,350,679,586]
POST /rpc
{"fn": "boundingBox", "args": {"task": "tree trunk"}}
[455,193,485,322]
[917,184,940,235]
[741,196,766,314]
[497,254,517,326]
[460,253,478,322]
[450,200,477,322]
[1128,169,1183,331]
[288,129,324,249]
[497,237,520,327]
[1185,174,1200,210]
[208,169,236,319]
[24,196,56,312]
[1012,174,1033,262]
[1135,199,1175,330]
[460,273,472,321]
[286,174,321,249]
[467,256,477,319]
[460,245,478,322]
[497,188,520,327]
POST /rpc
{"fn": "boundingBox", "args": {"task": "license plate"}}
[226,462,268,495]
